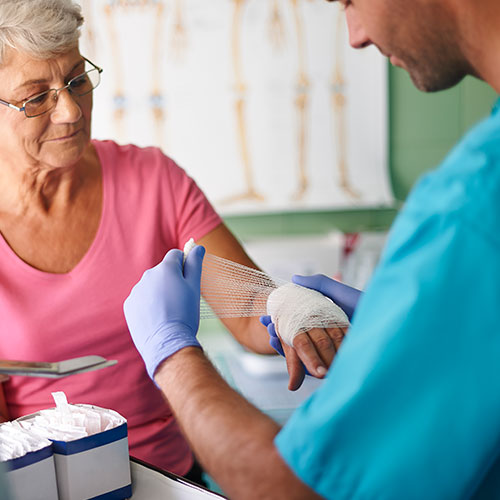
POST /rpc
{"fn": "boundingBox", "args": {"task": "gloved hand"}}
[292,274,361,321]
[123,245,205,381]
[259,315,284,356]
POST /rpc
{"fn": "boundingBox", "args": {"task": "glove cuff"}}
[145,324,202,383]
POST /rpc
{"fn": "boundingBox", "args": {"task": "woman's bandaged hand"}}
[261,279,352,389]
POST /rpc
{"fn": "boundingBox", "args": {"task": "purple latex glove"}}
[124,245,205,381]
[259,315,284,356]
[292,274,361,321]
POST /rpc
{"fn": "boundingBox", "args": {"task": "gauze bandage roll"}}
[184,239,350,346]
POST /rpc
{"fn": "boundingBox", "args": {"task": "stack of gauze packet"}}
[20,391,124,441]
[0,421,52,461]
[1,391,131,500]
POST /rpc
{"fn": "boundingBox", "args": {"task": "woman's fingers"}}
[281,342,306,391]
[292,326,348,377]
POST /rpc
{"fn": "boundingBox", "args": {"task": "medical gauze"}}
[184,238,350,345]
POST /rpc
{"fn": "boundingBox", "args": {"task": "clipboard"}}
[130,457,226,499]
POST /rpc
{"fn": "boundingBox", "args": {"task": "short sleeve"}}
[162,156,222,247]
[275,204,500,499]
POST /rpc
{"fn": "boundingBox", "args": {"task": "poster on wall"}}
[79,0,393,215]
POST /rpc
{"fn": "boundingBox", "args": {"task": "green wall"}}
[224,65,497,240]
[390,66,497,201]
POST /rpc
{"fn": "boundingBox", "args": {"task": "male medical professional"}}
[124,0,500,497]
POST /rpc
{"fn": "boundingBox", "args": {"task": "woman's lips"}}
[49,129,81,142]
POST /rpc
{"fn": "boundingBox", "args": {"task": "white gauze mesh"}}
[184,239,350,347]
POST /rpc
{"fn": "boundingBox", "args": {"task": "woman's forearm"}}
[0,380,10,422]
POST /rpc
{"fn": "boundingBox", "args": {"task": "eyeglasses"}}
[0,57,103,118]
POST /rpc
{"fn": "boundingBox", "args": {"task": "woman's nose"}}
[50,88,82,124]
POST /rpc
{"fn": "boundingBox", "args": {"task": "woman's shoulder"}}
[92,140,193,191]
[92,139,172,165]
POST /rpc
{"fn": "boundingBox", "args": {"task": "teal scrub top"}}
[276,98,500,499]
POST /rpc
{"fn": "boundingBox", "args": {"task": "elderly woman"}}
[0,0,278,483]
[0,0,343,484]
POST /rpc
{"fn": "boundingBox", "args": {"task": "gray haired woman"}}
[0,0,279,484]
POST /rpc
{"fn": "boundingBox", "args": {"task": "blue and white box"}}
[50,411,131,500]
[18,402,132,500]
[3,442,58,500]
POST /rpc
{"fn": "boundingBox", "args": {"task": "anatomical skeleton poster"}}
[79,0,393,214]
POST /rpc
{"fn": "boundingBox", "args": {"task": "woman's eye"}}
[70,75,88,89]
[28,92,49,104]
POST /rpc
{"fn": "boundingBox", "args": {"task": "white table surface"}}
[130,460,224,499]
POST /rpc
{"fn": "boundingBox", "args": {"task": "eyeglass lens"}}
[24,63,101,118]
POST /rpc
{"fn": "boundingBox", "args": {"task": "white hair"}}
[0,0,84,65]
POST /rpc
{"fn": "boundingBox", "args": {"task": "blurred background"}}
[77,0,497,303]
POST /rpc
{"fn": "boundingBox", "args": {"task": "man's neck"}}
[457,0,500,93]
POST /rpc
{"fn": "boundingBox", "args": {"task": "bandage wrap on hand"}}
[266,283,350,347]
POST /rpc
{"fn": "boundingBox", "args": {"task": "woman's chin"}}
[39,135,90,169]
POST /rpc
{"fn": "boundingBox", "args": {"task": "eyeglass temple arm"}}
[82,56,103,74]
[0,98,23,112]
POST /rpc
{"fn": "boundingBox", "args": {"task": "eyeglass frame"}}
[0,56,103,118]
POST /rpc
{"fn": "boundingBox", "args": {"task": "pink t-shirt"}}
[0,140,222,475]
